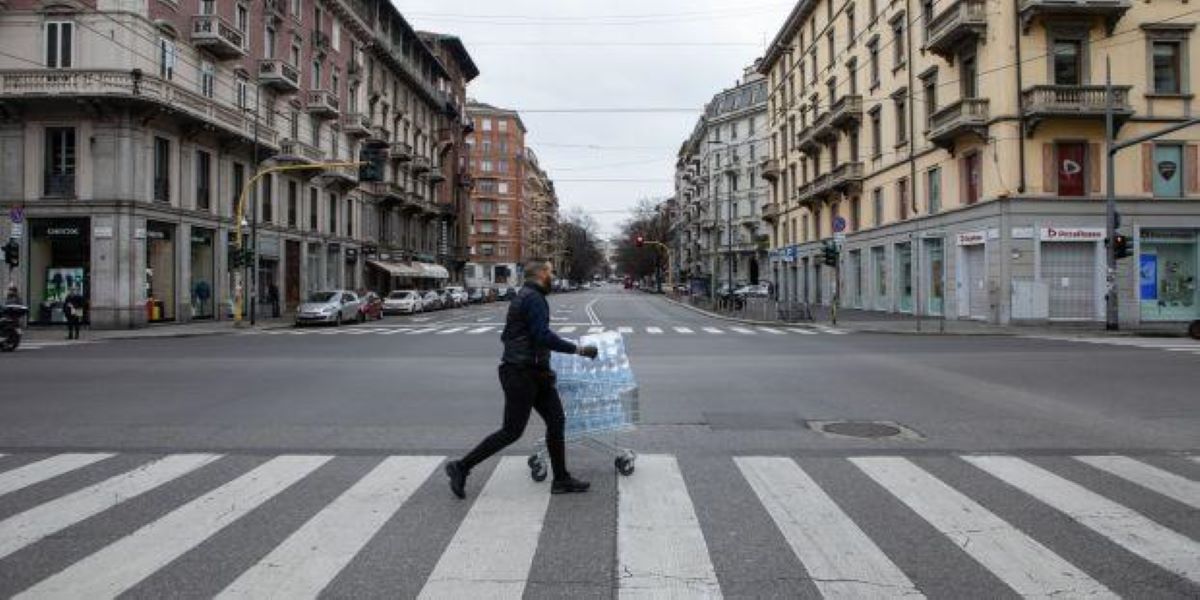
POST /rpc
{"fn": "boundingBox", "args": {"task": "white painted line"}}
[617,326,634,334]
[673,327,694,334]
[557,326,577,333]
[378,328,410,335]
[436,327,468,335]
[468,327,495,335]
[16,455,332,599]
[786,328,817,335]
[1075,455,1200,510]
[702,327,724,334]
[813,325,848,335]
[646,326,663,334]
[0,454,221,560]
[476,317,491,322]
[418,457,550,600]
[218,456,442,599]
[406,328,437,335]
[728,327,756,335]
[735,457,922,598]
[588,326,605,334]
[756,327,785,335]
[619,455,722,599]
[852,457,1114,598]
[341,329,371,334]
[964,455,1200,585]
[0,454,113,498]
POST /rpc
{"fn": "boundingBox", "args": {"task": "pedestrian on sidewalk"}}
[4,284,20,306]
[268,283,281,319]
[445,260,598,498]
[63,288,85,340]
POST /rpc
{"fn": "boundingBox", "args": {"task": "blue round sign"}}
[833,216,846,233]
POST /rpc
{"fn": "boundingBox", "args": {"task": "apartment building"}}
[760,0,1200,325]
[0,0,474,328]
[523,147,560,267]
[675,66,770,296]
[464,101,527,287]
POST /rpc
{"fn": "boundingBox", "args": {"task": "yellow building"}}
[761,0,1199,325]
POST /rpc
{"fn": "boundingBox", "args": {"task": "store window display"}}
[1139,229,1198,322]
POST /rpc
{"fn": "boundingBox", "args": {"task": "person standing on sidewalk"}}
[63,288,85,340]
[267,283,281,319]
[445,260,598,498]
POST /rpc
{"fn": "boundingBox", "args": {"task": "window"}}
[292,0,302,16]
[265,26,276,59]
[288,181,299,227]
[848,58,858,95]
[827,32,835,69]
[346,200,353,238]
[195,150,211,210]
[849,128,860,161]
[498,182,509,194]
[310,115,321,147]
[961,51,979,98]
[499,224,509,235]
[927,167,942,214]
[331,19,341,51]
[922,0,934,40]
[872,187,883,226]
[963,152,982,204]
[200,0,214,14]
[498,160,509,173]
[1152,42,1182,94]
[200,61,215,98]
[159,38,176,80]
[850,196,861,230]
[847,5,856,45]
[312,60,322,88]
[870,107,882,157]
[290,109,300,139]
[314,6,323,31]
[232,163,245,217]
[894,94,908,145]
[869,0,877,19]
[481,118,492,131]
[331,72,340,98]
[236,4,248,36]
[1052,39,1083,85]
[309,188,319,230]
[329,193,338,234]
[923,73,938,128]
[261,174,274,223]
[290,44,301,68]
[898,178,909,220]
[868,39,880,88]
[236,75,249,109]
[481,160,493,172]
[498,119,508,132]
[43,127,76,197]
[45,21,73,69]
[809,48,818,85]
[498,201,510,215]
[892,16,906,69]
[154,137,170,203]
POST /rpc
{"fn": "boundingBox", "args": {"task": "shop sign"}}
[145,229,166,240]
[1041,227,1104,242]
[134,227,146,239]
[345,248,359,261]
[257,236,280,257]
[10,223,22,239]
[44,226,82,237]
[1011,227,1034,239]
[956,230,987,246]
[1141,229,1196,243]
[93,226,113,239]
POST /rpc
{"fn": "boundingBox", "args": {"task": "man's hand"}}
[578,345,599,359]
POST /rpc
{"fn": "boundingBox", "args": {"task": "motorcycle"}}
[1,304,28,352]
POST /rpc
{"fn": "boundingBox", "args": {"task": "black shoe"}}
[551,476,590,494]
[445,460,467,499]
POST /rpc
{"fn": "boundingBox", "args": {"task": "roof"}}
[760,0,817,72]
[466,100,528,133]
[418,32,481,82]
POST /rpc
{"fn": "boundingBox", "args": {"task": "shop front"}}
[257,236,280,317]
[306,242,323,294]
[1138,228,1198,322]
[345,248,360,291]
[145,221,177,323]
[871,246,888,310]
[27,218,90,325]
[896,242,913,313]
[189,228,215,320]
[326,244,342,290]
[956,231,988,320]
[923,237,945,316]
[1039,227,1103,321]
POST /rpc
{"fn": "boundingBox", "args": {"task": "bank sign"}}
[1041,227,1105,242]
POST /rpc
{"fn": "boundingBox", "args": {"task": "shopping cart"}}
[527,331,641,479]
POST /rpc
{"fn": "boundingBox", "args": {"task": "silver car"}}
[382,290,422,315]
[295,290,361,326]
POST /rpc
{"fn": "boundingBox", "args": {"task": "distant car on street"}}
[445,286,468,307]
[382,290,422,315]
[497,287,517,301]
[357,291,384,322]
[421,290,443,311]
[295,290,361,326]
[467,287,486,304]
[734,284,770,299]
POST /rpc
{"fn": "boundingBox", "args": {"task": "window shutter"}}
[1142,143,1154,193]
[1186,144,1199,194]
[1042,143,1056,193]
[960,157,970,204]
[1088,143,1101,194]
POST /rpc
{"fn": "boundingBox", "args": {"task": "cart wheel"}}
[615,456,635,476]
[528,454,548,482]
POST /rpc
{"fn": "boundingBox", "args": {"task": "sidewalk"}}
[23,317,294,343]
[664,295,1194,338]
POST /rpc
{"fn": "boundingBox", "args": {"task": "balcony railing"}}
[1021,84,1132,133]
[829,161,865,194]
[341,113,371,137]
[411,156,431,173]
[1019,0,1130,34]
[928,98,989,148]
[760,158,781,181]
[390,141,413,162]
[762,203,781,223]
[265,0,287,18]
[279,138,324,162]
[925,0,987,60]
[153,178,170,203]
[190,15,245,60]
[829,94,863,130]
[258,59,299,92]
[305,89,339,118]
[312,30,331,52]
[42,173,75,198]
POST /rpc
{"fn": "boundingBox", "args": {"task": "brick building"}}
[464,101,527,287]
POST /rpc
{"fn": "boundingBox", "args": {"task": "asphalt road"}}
[0,286,1197,598]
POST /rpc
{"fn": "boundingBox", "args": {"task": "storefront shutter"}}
[1088,143,1101,194]
[1142,143,1154,192]
[1042,144,1056,193]
[1186,144,1199,194]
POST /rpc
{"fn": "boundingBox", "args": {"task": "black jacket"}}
[501,282,577,369]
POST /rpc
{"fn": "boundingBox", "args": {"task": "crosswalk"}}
[9,339,93,352]
[245,324,849,338]
[0,451,1195,597]
[1028,335,1200,356]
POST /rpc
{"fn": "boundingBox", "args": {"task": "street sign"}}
[8,207,23,224]
[10,223,23,239]
[834,232,846,246]
[833,216,846,233]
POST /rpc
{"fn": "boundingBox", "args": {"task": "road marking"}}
[0,454,220,560]
[468,326,495,334]
[646,326,663,334]
[406,328,436,335]
[964,455,1200,585]
[735,457,922,598]
[218,456,442,599]
[617,326,634,334]
[588,326,605,334]
[756,327,785,335]
[1075,455,1200,510]
[412,317,432,322]
[16,455,332,599]
[379,328,409,334]
[476,317,491,322]
[786,328,817,335]
[852,457,1114,598]
[673,327,694,334]
[342,329,371,334]
[557,326,577,333]
[812,325,848,334]
[584,297,602,325]
[0,453,114,498]
[702,327,724,334]
[619,454,722,599]
[436,327,467,335]
[418,457,549,600]
[728,327,756,335]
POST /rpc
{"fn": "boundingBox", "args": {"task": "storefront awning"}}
[367,260,421,278]
[415,262,450,279]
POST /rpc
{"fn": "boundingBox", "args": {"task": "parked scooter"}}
[1,304,28,352]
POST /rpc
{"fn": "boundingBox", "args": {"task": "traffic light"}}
[228,247,255,270]
[822,241,839,267]
[634,235,645,248]
[358,145,386,182]
[1110,233,1132,260]
[2,239,17,269]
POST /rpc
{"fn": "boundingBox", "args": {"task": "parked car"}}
[445,286,468,307]
[295,290,361,326]
[357,291,384,321]
[421,290,443,311]
[497,286,517,300]
[467,287,486,304]
[382,290,422,315]
[734,283,771,299]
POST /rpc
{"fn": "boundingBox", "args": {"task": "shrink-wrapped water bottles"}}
[551,331,639,437]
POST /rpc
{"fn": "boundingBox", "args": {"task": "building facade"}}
[523,147,560,266]
[760,0,1200,325]
[464,101,527,287]
[0,0,474,328]
[675,66,770,296]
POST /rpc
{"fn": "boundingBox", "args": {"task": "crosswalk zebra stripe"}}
[674,327,694,334]
[436,327,467,335]
[557,326,577,333]
[418,457,550,599]
[619,454,722,599]
[786,328,817,335]
[588,327,605,334]
[1074,455,1200,510]
[851,457,1115,598]
[218,456,443,599]
[813,325,847,335]
[735,457,922,598]
[757,327,785,335]
[407,328,436,335]
[702,327,724,334]
[964,455,1200,585]
[617,327,634,334]
[379,328,409,334]
[468,326,494,334]
[0,454,221,561]
[728,327,756,335]
[0,453,114,498]
[646,326,663,334]
[14,455,332,599]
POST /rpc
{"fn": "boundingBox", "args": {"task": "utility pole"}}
[1104,57,1118,331]
[250,88,261,326]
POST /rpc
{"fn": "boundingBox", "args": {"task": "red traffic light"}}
[635,235,645,248]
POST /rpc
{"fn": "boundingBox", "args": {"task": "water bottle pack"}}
[552,332,639,436]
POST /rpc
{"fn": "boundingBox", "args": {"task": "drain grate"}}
[806,420,925,441]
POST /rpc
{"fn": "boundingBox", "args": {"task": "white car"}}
[295,290,361,326]
[382,290,422,315]
[421,290,443,311]
[444,286,468,307]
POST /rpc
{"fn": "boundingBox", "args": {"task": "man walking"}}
[63,287,84,340]
[445,261,597,498]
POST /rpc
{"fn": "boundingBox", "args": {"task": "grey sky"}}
[399,1,795,237]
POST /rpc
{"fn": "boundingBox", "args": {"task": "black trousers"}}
[461,363,568,481]
[66,316,81,340]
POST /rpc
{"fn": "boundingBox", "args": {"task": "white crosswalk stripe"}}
[786,327,817,335]
[703,327,724,334]
[728,327,756,335]
[1028,335,1200,355]
[557,326,577,333]
[1074,455,1200,510]
[242,324,854,338]
[0,453,113,498]
[812,325,848,335]
[646,326,663,334]
[588,326,605,333]
[617,326,634,334]
[436,327,467,335]
[468,326,495,334]
[756,327,785,335]
[673,327,694,334]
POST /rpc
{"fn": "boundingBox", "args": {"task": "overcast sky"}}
[399,1,795,238]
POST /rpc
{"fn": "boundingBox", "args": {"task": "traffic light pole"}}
[641,239,674,293]
[232,161,363,326]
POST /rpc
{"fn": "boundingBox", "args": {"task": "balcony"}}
[341,113,370,137]
[190,15,246,60]
[760,158,781,181]
[306,90,339,119]
[1019,0,1130,34]
[390,141,413,162]
[762,203,781,223]
[809,173,835,199]
[323,164,358,190]
[829,95,863,130]
[1021,84,1132,134]
[925,0,987,61]
[279,139,324,163]
[365,181,406,207]
[312,30,331,53]
[828,161,865,194]
[258,59,299,92]
[411,156,431,174]
[265,0,287,18]
[427,167,447,184]
[928,98,989,150]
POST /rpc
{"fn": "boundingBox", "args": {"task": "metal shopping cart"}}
[527,331,641,479]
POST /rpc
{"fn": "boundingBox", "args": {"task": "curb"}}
[26,322,294,343]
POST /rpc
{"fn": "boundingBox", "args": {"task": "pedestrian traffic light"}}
[1110,233,1132,260]
[635,235,645,248]
[822,242,839,267]
[358,145,386,182]
[2,239,17,269]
